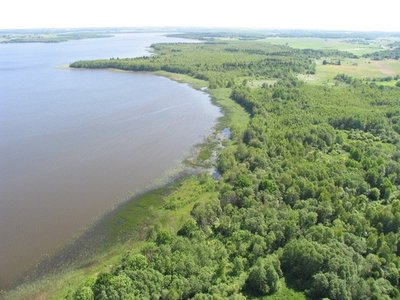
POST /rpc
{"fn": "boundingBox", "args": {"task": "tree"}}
[281,239,326,288]
[369,187,380,201]
[246,258,280,295]
[177,219,199,238]
[309,272,351,300]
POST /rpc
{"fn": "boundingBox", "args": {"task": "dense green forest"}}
[69,38,400,299]
[364,47,400,60]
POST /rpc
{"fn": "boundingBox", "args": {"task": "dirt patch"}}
[372,60,396,76]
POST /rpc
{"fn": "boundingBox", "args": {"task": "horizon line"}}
[1,26,400,34]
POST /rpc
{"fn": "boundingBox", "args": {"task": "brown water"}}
[0,33,221,288]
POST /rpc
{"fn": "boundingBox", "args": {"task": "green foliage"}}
[245,256,281,296]
[155,230,173,245]
[163,176,216,210]
[177,219,200,238]
[363,47,400,60]
[72,277,96,300]
[69,36,400,299]
[117,252,148,271]
[71,41,316,86]
[281,239,326,288]
[309,272,351,300]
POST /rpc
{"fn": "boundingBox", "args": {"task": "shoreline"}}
[13,169,195,289]
[1,31,218,293]
[5,68,236,298]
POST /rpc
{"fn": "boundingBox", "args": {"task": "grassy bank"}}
[5,176,217,299]
[4,180,187,299]
[153,71,250,133]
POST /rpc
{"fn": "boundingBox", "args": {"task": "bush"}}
[246,258,281,295]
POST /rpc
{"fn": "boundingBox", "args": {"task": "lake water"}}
[0,33,221,288]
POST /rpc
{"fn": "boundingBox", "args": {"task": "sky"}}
[1,0,400,32]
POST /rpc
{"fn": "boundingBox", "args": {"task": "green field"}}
[299,58,400,84]
[373,80,399,87]
[384,59,400,73]
[262,37,384,55]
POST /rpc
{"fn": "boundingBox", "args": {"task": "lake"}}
[0,33,221,288]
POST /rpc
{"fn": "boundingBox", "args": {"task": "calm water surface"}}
[0,33,221,287]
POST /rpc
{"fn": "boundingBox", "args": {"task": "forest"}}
[68,37,400,299]
[364,47,400,60]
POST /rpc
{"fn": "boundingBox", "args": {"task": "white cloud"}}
[1,0,399,31]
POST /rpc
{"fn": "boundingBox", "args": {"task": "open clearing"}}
[262,37,384,55]
[373,60,397,75]
[300,58,400,84]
